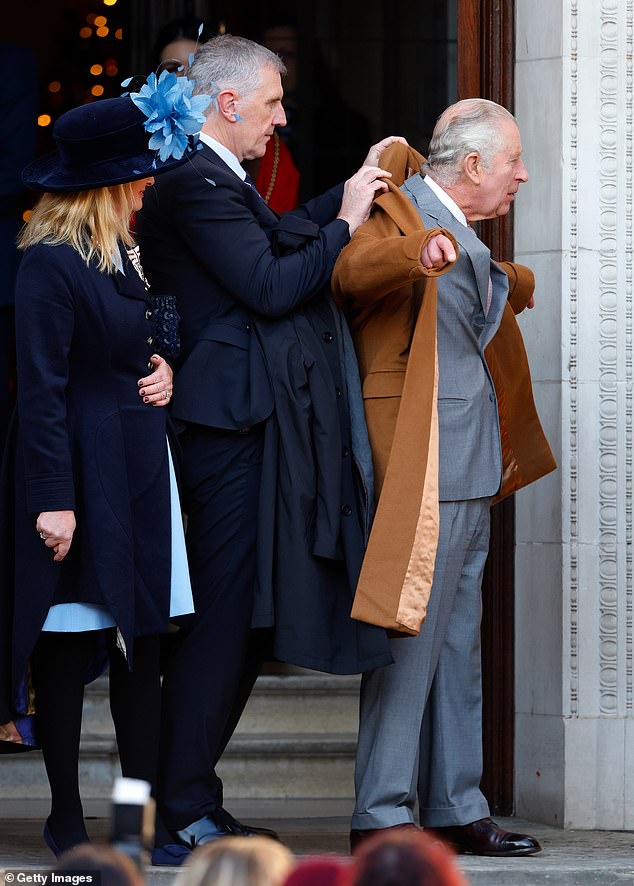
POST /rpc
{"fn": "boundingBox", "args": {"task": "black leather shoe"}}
[213,806,281,842]
[430,818,542,856]
[176,807,281,846]
[350,823,421,854]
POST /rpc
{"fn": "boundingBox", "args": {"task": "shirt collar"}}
[423,174,468,228]
[199,132,247,181]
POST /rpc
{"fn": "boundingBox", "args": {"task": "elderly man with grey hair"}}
[136,33,426,851]
[334,98,547,857]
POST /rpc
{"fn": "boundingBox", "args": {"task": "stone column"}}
[513,0,634,828]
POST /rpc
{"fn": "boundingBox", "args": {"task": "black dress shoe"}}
[214,806,281,842]
[430,818,542,857]
[350,823,421,854]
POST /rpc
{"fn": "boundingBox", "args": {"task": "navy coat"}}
[0,243,172,728]
[136,142,350,430]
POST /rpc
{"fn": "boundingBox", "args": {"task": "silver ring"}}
[39,532,48,540]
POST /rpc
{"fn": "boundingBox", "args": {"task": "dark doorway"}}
[5,0,517,815]
[133,0,516,814]
[132,0,459,199]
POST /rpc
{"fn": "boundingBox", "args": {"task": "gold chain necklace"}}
[264,131,281,204]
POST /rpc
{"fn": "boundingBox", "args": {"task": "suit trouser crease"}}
[158,426,263,831]
[352,498,491,829]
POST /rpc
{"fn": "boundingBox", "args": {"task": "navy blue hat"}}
[22,95,192,192]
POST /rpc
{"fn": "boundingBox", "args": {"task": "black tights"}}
[31,630,169,852]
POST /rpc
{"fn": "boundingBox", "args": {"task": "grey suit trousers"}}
[352,498,492,829]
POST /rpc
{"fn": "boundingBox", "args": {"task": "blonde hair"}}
[177,837,294,886]
[18,183,138,274]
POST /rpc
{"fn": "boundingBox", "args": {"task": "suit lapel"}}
[481,260,509,349]
[403,175,491,317]
[198,143,280,224]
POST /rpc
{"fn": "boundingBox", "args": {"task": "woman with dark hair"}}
[0,73,208,864]
[154,17,213,74]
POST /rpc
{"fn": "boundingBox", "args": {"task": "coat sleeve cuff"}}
[25,473,75,514]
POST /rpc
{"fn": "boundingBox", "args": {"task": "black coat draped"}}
[253,220,391,674]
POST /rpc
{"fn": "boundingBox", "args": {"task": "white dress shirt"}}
[199,132,247,181]
[423,174,468,228]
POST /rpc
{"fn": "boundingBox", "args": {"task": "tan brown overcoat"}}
[332,142,556,635]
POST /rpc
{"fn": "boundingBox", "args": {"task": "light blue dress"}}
[41,438,194,631]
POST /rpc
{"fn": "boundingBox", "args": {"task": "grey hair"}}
[423,99,517,186]
[189,34,286,115]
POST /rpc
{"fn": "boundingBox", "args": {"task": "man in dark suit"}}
[136,33,404,846]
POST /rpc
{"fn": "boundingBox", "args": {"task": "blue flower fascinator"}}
[126,69,211,162]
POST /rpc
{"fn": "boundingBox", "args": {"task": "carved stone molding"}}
[625,0,633,714]
[568,0,579,717]
[598,0,621,715]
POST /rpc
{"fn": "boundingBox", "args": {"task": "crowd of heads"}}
[53,830,467,886]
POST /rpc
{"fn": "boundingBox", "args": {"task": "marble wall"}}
[514,0,634,828]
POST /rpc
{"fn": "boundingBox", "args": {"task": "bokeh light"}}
[48,81,62,93]
[90,64,103,75]
[38,114,52,127]
[115,28,123,39]
[96,26,109,37]
[104,0,118,5]
[22,210,33,224]
[80,27,92,38]
[91,85,105,97]
[94,15,107,26]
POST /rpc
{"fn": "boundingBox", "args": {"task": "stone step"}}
[2,807,632,886]
[233,674,360,734]
[0,670,359,800]
[0,732,356,801]
[0,737,119,799]
[220,733,356,801]
[82,673,360,735]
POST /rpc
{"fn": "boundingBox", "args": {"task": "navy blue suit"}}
[137,144,351,830]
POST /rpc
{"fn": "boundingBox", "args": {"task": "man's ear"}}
[464,151,482,185]
[216,89,240,122]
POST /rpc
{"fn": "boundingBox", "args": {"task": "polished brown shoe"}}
[350,823,421,854]
[429,817,542,857]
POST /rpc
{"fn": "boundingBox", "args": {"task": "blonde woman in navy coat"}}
[0,81,207,863]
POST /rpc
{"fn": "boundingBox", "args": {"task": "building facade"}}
[514,0,634,829]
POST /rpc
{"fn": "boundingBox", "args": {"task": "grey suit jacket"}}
[402,175,506,501]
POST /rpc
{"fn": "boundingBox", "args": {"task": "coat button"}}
[322,331,334,343]
[147,336,154,346]
[145,309,153,320]
[342,447,350,457]
[335,387,343,398]
[246,323,251,331]
[341,504,352,516]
